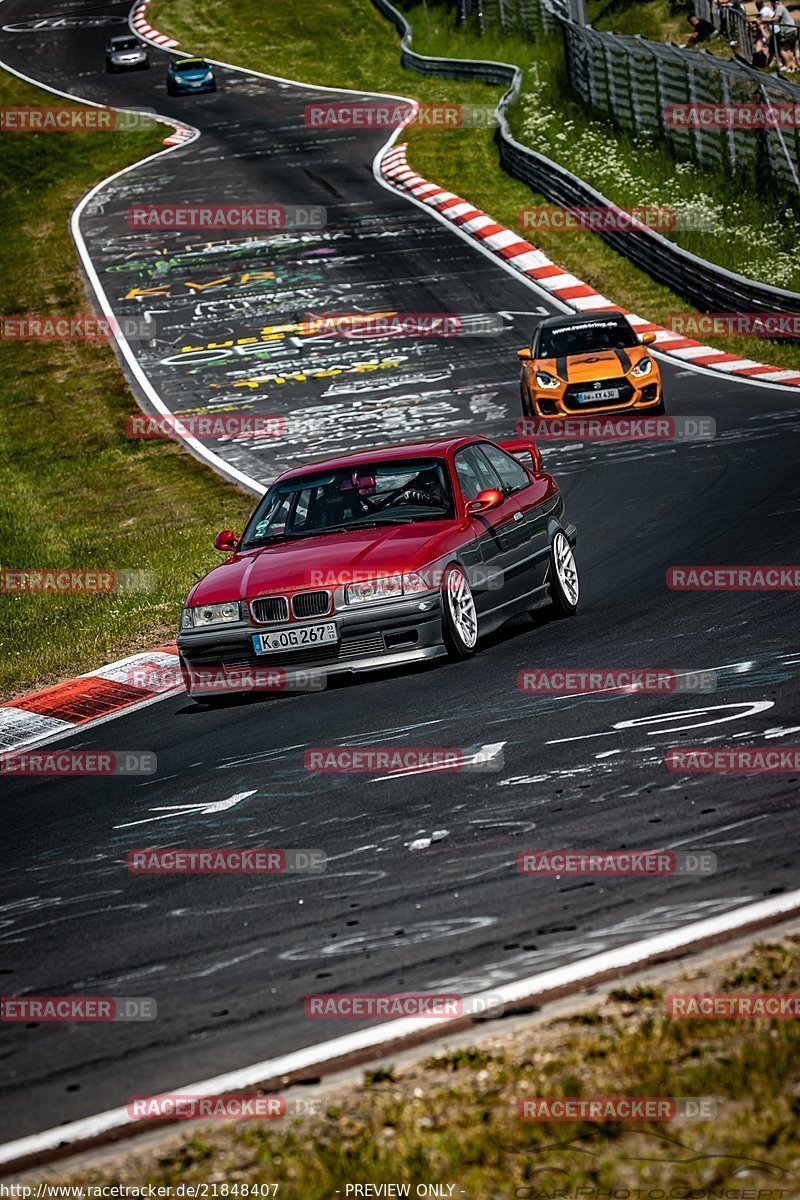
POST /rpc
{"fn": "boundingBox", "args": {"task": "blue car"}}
[166,57,216,96]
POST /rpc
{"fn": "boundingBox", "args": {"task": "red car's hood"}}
[187,521,466,605]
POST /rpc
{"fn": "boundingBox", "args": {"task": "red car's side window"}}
[454,446,501,500]
[478,445,531,496]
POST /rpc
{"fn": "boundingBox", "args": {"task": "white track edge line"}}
[0,687,187,756]
[0,18,264,498]
[1,887,798,1168]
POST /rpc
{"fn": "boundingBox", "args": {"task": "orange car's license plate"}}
[577,387,619,403]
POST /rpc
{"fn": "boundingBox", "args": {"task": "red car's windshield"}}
[241,458,453,547]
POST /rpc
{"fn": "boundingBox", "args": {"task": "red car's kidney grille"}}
[291,590,331,619]
[250,596,289,624]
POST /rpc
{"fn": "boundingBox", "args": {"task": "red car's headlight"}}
[345,576,403,605]
[181,601,242,629]
[402,571,431,594]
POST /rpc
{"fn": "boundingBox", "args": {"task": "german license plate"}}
[252,622,338,654]
[577,387,619,403]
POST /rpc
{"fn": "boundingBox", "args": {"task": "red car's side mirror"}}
[466,488,504,516]
[213,529,240,552]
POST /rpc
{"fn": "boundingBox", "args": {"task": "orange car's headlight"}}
[631,356,654,379]
[535,370,562,389]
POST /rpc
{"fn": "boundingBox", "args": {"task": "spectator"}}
[750,14,775,65]
[684,12,714,43]
[717,0,746,43]
[761,0,799,67]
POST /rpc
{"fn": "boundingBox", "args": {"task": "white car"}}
[105,35,150,72]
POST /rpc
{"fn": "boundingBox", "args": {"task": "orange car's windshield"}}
[537,320,637,358]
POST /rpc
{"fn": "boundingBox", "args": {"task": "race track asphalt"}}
[0,0,799,1144]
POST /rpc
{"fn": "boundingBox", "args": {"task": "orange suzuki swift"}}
[518,311,663,419]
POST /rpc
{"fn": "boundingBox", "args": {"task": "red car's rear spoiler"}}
[496,437,542,474]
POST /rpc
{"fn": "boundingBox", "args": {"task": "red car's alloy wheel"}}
[442,564,478,658]
[549,530,580,617]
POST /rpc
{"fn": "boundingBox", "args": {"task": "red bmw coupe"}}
[177,435,578,698]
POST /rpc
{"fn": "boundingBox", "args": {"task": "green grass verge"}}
[0,70,253,699]
[54,936,800,1193]
[588,0,691,39]
[404,7,800,293]
[149,0,800,368]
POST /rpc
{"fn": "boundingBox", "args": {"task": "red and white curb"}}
[381,143,800,389]
[130,0,179,49]
[128,0,193,145]
[0,646,182,755]
[162,123,194,146]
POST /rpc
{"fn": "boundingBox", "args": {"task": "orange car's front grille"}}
[562,377,635,411]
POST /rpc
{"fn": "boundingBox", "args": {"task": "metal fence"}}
[371,0,800,311]
[457,0,587,32]
[694,0,756,60]
[562,21,800,192]
[455,0,800,191]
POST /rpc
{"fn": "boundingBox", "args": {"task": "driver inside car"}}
[397,467,446,508]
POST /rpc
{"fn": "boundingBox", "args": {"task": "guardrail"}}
[371,0,800,315]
